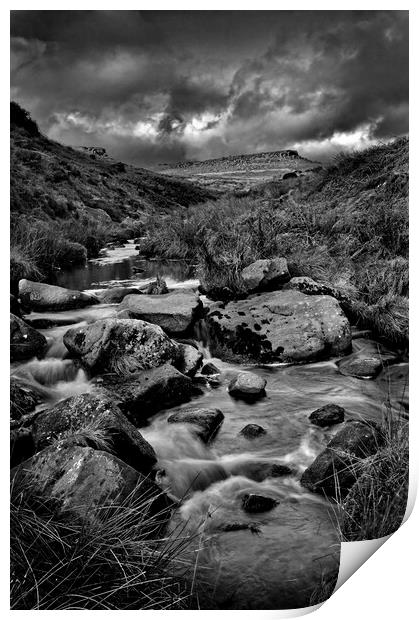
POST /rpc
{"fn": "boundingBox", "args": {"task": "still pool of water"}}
[12,245,408,609]
[54,242,197,292]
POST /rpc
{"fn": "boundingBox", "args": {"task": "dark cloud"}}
[10,10,408,165]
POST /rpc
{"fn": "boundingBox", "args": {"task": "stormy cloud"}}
[10,10,408,165]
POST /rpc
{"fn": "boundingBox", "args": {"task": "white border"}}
[2,3,417,619]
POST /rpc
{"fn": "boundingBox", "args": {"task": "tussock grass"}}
[10,472,191,610]
[338,409,409,541]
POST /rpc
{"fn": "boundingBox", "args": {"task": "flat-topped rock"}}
[32,393,157,474]
[10,314,48,361]
[120,290,202,335]
[241,258,290,292]
[95,364,194,425]
[207,289,351,364]
[63,318,181,375]
[167,407,224,443]
[18,279,98,311]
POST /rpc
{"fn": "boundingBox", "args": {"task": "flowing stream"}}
[11,242,409,610]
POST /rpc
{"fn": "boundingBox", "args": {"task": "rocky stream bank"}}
[10,245,408,609]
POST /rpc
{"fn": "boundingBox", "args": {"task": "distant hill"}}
[10,103,213,224]
[156,149,322,194]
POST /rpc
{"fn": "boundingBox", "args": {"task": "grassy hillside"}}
[10,102,212,288]
[142,137,408,346]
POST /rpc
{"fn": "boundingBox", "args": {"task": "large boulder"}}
[10,314,48,361]
[207,290,351,364]
[300,420,383,498]
[95,287,142,304]
[95,364,194,425]
[11,444,171,523]
[228,372,267,400]
[338,356,383,379]
[120,290,202,335]
[167,407,224,443]
[241,258,290,293]
[32,393,157,474]
[308,404,345,427]
[18,279,98,311]
[63,318,181,375]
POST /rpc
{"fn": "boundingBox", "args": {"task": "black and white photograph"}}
[9,8,409,611]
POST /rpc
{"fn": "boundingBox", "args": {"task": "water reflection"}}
[55,245,195,291]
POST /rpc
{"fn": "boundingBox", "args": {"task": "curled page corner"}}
[334,536,390,593]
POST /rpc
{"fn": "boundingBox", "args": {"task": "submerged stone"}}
[241,493,279,513]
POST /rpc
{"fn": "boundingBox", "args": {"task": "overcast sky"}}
[11,10,408,166]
